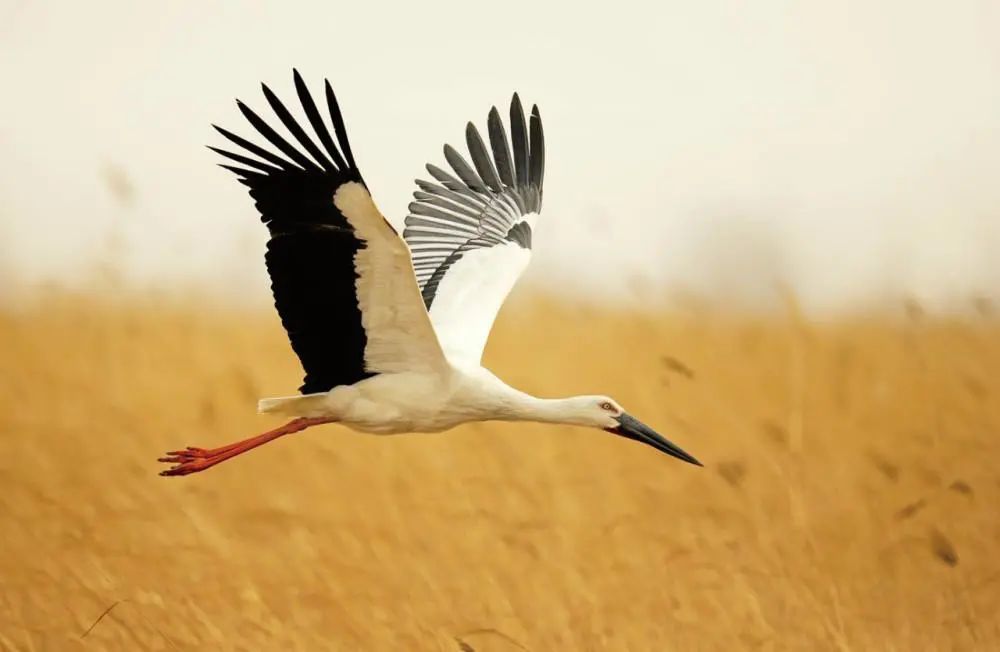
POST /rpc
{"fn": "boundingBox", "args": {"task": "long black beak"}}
[606,413,702,466]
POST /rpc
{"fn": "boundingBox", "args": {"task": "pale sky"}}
[2,0,999,312]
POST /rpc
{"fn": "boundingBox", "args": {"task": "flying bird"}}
[158,71,700,477]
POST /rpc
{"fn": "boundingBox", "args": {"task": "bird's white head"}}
[563,395,702,466]
[559,395,626,428]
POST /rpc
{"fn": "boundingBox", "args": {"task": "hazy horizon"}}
[2,0,999,313]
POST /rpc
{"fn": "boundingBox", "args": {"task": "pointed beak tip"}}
[612,413,701,467]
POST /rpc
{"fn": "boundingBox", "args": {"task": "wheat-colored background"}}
[2,292,997,650]
[4,2,1000,649]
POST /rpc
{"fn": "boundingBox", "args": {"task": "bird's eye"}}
[600,402,614,411]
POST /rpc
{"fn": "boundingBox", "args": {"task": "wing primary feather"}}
[427,163,481,195]
[208,146,285,174]
[413,192,483,219]
[509,93,529,189]
[443,145,486,191]
[401,228,473,241]
[465,123,503,192]
[237,100,322,172]
[415,179,482,208]
[488,106,515,188]
[218,163,265,179]
[324,80,358,171]
[213,124,298,170]
[402,93,544,353]
[293,69,348,171]
[408,204,480,229]
[404,215,479,233]
[261,82,336,172]
[529,104,545,208]
[418,176,490,209]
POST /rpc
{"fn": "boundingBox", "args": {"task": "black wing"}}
[211,70,374,393]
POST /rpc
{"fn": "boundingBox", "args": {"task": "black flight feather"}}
[213,125,297,171]
[213,72,373,394]
[324,81,358,171]
[208,146,285,175]
[293,69,348,171]
[237,100,322,172]
[261,82,336,172]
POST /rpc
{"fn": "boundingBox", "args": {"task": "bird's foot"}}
[157,418,332,478]
[163,445,235,459]
[158,448,223,476]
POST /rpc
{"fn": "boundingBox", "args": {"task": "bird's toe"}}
[165,447,211,458]
[158,458,208,476]
[158,447,217,476]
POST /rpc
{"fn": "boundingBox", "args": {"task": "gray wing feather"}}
[488,107,515,188]
[529,106,545,191]
[509,93,529,189]
[426,163,476,194]
[443,145,486,191]
[466,123,504,193]
[403,93,545,309]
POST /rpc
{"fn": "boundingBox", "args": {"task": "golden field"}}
[1,292,998,651]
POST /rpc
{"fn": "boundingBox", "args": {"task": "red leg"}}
[158,417,333,477]
[163,441,245,459]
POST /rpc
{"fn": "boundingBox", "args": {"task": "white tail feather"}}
[257,393,330,417]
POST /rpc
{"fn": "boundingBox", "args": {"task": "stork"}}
[158,71,701,477]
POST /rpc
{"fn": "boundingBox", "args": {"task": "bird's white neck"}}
[481,381,593,426]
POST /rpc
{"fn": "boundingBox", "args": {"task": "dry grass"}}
[1,292,999,651]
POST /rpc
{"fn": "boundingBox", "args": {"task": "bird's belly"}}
[336,375,470,435]
[341,410,465,435]
[341,394,468,435]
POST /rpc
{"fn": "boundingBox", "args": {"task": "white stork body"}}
[159,71,699,477]
[258,368,609,435]
[260,369,516,434]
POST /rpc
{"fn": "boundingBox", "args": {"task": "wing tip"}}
[292,69,309,94]
[323,78,340,110]
[235,99,260,122]
[217,163,258,181]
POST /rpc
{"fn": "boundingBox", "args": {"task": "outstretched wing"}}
[212,70,444,393]
[403,94,545,366]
